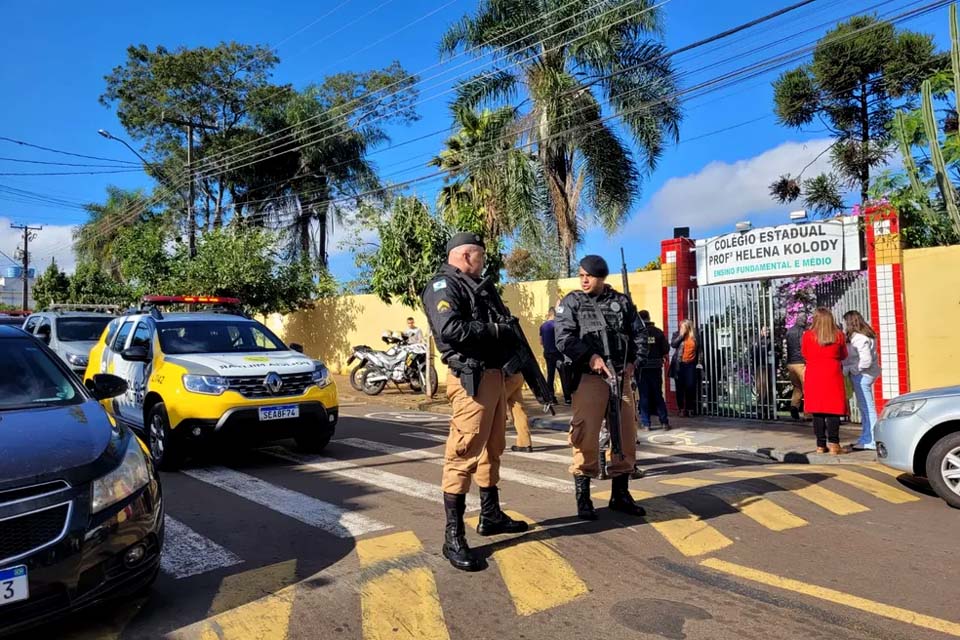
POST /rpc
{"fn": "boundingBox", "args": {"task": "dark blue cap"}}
[446,232,485,253]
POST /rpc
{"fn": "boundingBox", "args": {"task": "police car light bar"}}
[142,295,241,305]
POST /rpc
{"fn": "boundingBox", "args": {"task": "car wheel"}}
[360,369,387,396]
[349,364,367,391]
[147,402,184,471]
[925,431,960,509]
[295,427,333,453]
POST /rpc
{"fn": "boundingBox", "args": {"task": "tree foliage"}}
[31,261,71,310]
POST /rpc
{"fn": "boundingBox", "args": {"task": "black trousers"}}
[812,413,841,447]
[638,368,669,426]
[675,362,698,414]
[545,351,570,401]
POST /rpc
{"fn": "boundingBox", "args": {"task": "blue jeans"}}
[638,368,669,427]
[852,373,878,449]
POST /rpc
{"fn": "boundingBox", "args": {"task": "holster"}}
[563,362,583,395]
[447,356,484,397]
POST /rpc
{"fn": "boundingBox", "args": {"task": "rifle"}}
[473,276,556,415]
[578,295,626,459]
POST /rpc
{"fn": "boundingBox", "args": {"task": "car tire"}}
[349,364,367,391]
[147,402,184,471]
[295,427,333,453]
[925,431,960,509]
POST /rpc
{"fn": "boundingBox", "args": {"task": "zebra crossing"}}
[71,428,934,640]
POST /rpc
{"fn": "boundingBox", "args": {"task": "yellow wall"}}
[264,270,663,379]
[903,245,960,390]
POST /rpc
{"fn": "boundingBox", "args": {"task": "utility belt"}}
[446,355,490,398]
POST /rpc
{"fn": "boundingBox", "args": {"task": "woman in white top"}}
[842,311,881,451]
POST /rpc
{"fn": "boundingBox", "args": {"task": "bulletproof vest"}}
[573,291,630,364]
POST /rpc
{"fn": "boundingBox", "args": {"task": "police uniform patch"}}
[433,280,447,291]
[556,304,564,314]
[436,300,451,313]
[610,301,621,312]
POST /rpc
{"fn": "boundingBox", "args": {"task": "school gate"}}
[659,204,910,422]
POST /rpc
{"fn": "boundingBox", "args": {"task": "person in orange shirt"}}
[669,319,701,417]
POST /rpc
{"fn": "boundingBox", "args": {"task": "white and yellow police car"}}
[84,296,338,469]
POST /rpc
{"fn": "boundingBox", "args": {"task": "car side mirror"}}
[120,345,150,362]
[88,373,128,400]
[37,327,51,343]
[289,343,304,354]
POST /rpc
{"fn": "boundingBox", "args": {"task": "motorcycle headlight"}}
[182,374,229,395]
[312,362,331,388]
[91,438,151,513]
[66,353,88,367]
[879,399,926,420]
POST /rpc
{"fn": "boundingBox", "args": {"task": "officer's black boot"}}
[608,474,646,516]
[574,475,598,521]
[442,493,484,571]
[476,486,529,536]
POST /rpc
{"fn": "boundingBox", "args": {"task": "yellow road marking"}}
[594,489,733,557]
[718,471,869,516]
[356,531,423,568]
[780,465,920,504]
[208,559,298,617]
[361,567,451,640]
[466,511,587,616]
[357,531,451,640]
[701,558,960,637]
[659,478,808,532]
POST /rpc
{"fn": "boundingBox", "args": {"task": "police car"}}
[84,296,338,470]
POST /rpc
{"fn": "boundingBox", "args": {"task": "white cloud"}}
[629,138,836,235]
[0,218,78,275]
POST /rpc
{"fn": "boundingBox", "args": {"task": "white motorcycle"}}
[357,332,438,396]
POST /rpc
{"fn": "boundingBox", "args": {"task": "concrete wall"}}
[264,270,663,381]
[902,245,960,390]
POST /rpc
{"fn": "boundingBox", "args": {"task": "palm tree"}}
[74,186,155,278]
[440,0,682,272]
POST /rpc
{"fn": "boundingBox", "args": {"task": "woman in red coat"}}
[801,307,848,455]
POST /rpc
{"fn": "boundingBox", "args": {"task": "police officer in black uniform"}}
[556,255,646,520]
[422,232,528,572]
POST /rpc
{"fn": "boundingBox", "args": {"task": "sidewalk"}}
[332,374,877,465]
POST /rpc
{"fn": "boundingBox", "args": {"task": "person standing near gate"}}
[540,308,569,404]
[785,319,807,421]
[842,310,880,451]
[422,232,529,572]
[555,255,645,520]
[670,319,701,417]
[637,309,670,431]
[801,308,848,455]
[753,326,774,419]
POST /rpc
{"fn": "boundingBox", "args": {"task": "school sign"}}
[695,217,861,285]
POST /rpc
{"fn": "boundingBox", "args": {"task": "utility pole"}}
[10,223,41,310]
[161,114,218,258]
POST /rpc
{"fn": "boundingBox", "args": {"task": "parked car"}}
[875,385,960,508]
[0,324,163,636]
[84,295,338,469]
[22,307,118,376]
[0,315,24,326]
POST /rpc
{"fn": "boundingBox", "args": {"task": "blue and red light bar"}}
[142,295,241,305]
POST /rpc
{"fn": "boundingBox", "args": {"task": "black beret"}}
[579,255,609,278]
[446,232,485,253]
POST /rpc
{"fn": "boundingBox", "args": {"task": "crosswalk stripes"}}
[161,515,244,579]
[658,477,808,531]
[337,437,571,492]
[717,470,870,516]
[778,465,920,504]
[259,445,481,510]
[181,466,391,538]
[464,511,589,616]
[592,489,733,557]
[356,532,452,640]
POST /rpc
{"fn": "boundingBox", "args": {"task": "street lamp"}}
[97,129,156,170]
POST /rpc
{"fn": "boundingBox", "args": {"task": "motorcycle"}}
[351,332,438,396]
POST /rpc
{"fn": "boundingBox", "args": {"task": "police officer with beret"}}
[422,232,529,572]
[556,255,646,520]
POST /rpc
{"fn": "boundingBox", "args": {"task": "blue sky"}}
[0,0,950,280]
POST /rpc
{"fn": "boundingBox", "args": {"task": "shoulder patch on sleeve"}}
[436,300,451,313]
[556,304,564,314]
[432,280,447,291]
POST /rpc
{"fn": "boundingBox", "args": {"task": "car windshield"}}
[58,317,113,342]
[0,339,81,410]
[157,321,286,355]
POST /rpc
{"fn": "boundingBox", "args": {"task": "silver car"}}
[875,385,960,508]
[21,308,118,376]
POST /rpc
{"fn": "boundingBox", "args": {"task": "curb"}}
[750,447,878,465]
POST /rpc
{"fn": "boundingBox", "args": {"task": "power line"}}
[0,156,145,168]
[0,169,143,176]
[0,136,139,165]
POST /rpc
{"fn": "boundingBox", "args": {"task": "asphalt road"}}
[14,401,958,640]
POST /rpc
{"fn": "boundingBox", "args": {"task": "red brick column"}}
[863,203,909,411]
[661,237,697,410]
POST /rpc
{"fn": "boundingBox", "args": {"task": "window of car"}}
[103,318,122,346]
[37,317,52,339]
[112,321,135,351]
[57,316,114,342]
[23,315,40,333]
[0,338,82,410]
[158,321,286,355]
[130,321,153,350]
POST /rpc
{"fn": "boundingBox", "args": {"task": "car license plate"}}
[259,405,299,421]
[0,566,28,607]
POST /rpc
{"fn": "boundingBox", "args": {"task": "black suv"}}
[0,325,163,635]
